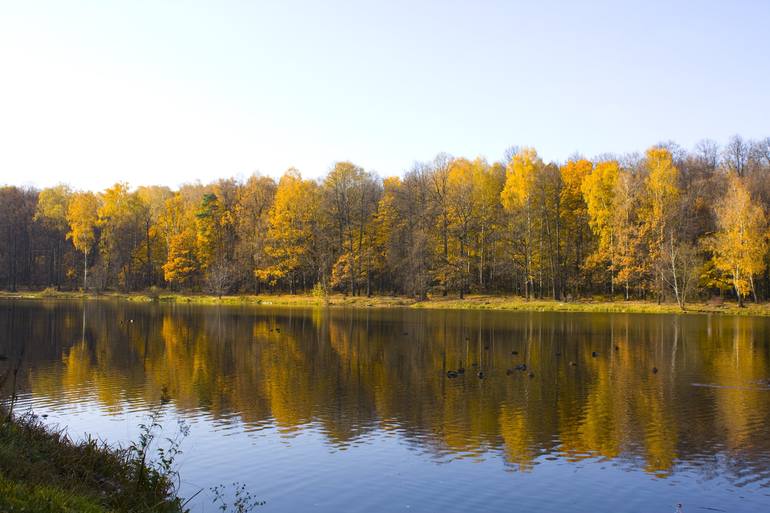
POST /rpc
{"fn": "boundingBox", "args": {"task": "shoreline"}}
[0,410,183,513]
[2,290,770,317]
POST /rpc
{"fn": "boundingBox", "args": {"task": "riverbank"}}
[2,290,770,316]
[0,409,183,513]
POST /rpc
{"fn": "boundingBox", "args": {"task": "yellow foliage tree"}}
[160,193,199,288]
[163,228,198,288]
[370,176,403,291]
[612,169,639,300]
[560,159,593,296]
[66,191,100,291]
[195,192,222,271]
[35,184,73,288]
[257,169,320,292]
[36,185,72,232]
[444,158,486,297]
[581,160,620,296]
[641,147,680,301]
[709,173,768,306]
[501,148,541,298]
[475,161,504,290]
[98,182,147,290]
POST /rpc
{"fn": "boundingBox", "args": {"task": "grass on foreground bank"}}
[3,289,770,316]
[0,408,185,513]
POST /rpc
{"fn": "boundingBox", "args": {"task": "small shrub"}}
[40,287,59,298]
[311,282,327,299]
[145,286,161,300]
[211,482,265,513]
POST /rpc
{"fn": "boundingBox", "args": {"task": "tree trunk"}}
[83,249,88,292]
[479,223,484,289]
[609,229,614,300]
[459,237,465,299]
[443,214,449,296]
[146,220,153,288]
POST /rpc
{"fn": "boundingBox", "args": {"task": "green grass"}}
[2,289,770,316]
[0,476,106,513]
[0,411,183,513]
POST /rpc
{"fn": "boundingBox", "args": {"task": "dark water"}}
[2,300,770,512]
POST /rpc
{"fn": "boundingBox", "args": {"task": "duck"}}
[528,372,535,379]
[652,367,659,374]
[511,350,519,355]
[514,364,527,371]
[446,370,459,379]
[569,361,577,367]
[591,351,599,357]
[477,371,485,379]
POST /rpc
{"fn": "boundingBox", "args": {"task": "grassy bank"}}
[409,296,770,316]
[2,289,770,316]
[0,410,184,513]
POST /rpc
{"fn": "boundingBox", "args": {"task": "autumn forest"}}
[1,135,769,309]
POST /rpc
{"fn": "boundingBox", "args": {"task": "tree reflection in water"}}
[2,300,770,486]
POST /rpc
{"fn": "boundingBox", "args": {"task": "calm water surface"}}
[2,300,770,512]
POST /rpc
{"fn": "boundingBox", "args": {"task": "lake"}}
[2,300,770,512]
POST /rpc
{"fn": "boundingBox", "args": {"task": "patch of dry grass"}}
[3,290,769,316]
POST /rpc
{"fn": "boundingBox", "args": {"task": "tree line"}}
[1,135,769,308]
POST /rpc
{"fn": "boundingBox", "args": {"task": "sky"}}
[1,0,769,190]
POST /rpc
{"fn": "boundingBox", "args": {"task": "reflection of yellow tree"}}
[499,406,535,471]
[56,338,125,412]
[559,317,627,462]
[259,330,321,430]
[639,388,677,476]
[709,318,768,449]
[578,370,622,460]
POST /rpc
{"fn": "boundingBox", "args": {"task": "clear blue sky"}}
[2,0,769,189]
